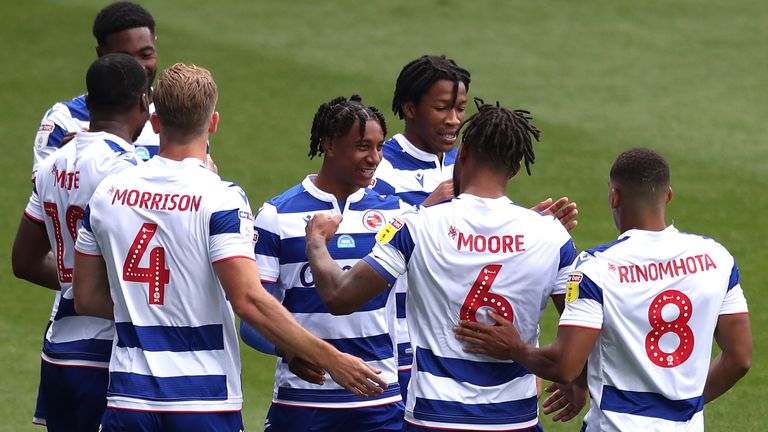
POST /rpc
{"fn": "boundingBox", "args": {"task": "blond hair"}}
[153,63,218,141]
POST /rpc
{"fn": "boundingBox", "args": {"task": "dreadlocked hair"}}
[392,55,471,119]
[460,98,540,176]
[308,95,388,159]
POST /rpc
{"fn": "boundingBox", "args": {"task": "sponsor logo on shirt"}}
[337,234,356,249]
[135,146,150,161]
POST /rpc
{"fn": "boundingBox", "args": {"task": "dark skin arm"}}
[703,313,752,403]
[304,214,391,315]
[11,214,59,290]
[454,310,599,384]
[72,252,114,319]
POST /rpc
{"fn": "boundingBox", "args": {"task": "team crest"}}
[369,178,377,187]
[363,210,385,231]
[337,234,356,249]
[565,272,583,303]
[376,217,404,244]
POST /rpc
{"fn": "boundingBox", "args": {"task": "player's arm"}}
[454,310,598,383]
[11,214,59,290]
[422,179,454,206]
[238,281,279,355]
[215,257,386,397]
[72,251,114,320]
[304,214,391,315]
[703,312,752,403]
[532,197,578,231]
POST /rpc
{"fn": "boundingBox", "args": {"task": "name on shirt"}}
[457,232,526,253]
[110,188,201,212]
[51,165,79,190]
[618,254,717,283]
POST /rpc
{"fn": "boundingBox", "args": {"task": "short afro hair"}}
[86,53,147,114]
[93,2,155,46]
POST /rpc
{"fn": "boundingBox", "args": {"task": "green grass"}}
[1,0,765,430]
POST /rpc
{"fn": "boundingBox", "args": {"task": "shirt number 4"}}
[122,223,170,305]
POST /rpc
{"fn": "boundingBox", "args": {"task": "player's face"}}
[407,80,467,155]
[325,119,384,194]
[99,27,158,91]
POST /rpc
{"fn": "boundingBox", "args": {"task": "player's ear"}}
[150,112,161,134]
[609,186,620,209]
[321,136,333,156]
[666,187,673,205]
[95,46,103,57]
[402,102,416,120]
[139,93,149,113]
[208,112,220,134]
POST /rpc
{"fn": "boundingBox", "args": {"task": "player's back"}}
[28,131,140,367]
[392,193,575,430]
[568,226,746,431]
[80,156,252,412]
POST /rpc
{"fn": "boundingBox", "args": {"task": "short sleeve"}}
[364,214,416,285]
[558,272,604,330]
[24,183,44,222]
[75,205,102,256]
[209,185,256,264]
[252,202,281,283]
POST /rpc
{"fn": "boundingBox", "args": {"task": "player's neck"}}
[313,171,359,203]
[88,118,135,144]
[617,209,668,234]
[158,134,208,163]
[459,173,507,199]
[402,129,444,163]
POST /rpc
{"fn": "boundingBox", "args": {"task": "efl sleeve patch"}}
[376,217,404,244]
[565,272,583,303]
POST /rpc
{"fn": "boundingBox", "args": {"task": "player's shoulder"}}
[266,182,323,214]
[673,228,734,259]
[43,94,89,122]
[356,188,405,211]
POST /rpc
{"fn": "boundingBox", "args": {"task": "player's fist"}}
[305,214,343,244]
[423,179,455,206]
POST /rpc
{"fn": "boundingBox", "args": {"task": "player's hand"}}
[326,352,387,398]
[453,310,525,360]
[287,355,326,386]
[305,214,343,245]
[542,381,587,422]
[205,154,219,174]
[60,131,77,147]
[532,197,578,231]
[422,179,455,207]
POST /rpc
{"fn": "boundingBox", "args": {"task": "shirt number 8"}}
[645,290,694,368]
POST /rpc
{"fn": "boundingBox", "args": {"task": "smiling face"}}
[98,27,157,91]
[321,118,384,199]
[403,79,468,155]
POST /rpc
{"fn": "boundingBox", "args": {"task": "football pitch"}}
[1,0,765,430]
